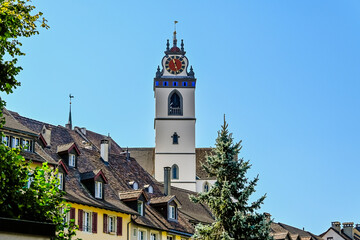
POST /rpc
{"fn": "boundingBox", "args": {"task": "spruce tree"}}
[191,117,272,240]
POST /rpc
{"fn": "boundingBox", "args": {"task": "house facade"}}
[2,108,214,240]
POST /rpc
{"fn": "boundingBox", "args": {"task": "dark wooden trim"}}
[155,118,196,121]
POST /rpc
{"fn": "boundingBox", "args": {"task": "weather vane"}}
[174,20,178,33]
[69,94,74,104]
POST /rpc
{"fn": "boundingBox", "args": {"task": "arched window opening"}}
[171,164,179,179]
[203,182,210,193]
[168,91,183,115]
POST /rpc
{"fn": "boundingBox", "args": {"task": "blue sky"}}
[3,0,360,234]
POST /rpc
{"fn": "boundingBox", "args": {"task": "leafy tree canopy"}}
[0,0,48,95]
[0,1,78,239]
[191,117,273,240]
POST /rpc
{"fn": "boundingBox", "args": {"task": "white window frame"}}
[58,172,64,190]
[137,201,143,216]
[108,215,116,234]
[83,211,92,233]
[169,205,176,219]
[138,229,146,240]
[23,139,31,151]
[68,154,76,167]
[61,207,70,225]
[95,181,103,199]
[27,175,33,189]
[2,135,9,146]
[150,232,158,240]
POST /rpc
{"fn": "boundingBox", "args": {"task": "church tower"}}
[153,29,197,192]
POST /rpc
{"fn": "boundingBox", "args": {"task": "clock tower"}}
[153,30,197,192]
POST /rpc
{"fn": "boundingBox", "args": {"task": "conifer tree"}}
[191,117,272,240]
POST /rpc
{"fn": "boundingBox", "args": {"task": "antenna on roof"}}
[66,94,74,130]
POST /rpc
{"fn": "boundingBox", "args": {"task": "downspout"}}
[127,221,131,240]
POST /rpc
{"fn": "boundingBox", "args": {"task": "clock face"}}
[165,56,186,75]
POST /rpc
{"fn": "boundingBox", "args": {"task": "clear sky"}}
[3,0,360,234]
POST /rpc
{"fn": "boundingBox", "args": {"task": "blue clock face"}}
[165,56,185,75]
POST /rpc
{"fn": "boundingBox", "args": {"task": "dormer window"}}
[95,181,103,199]
[57,142,80,168]
[169,205,176,220]
[68,154,76,167]
[145,185,153,194]
[80,169,108,200]
[129,181,138,190]
[119,190,148,217]
[137,201,144,216]
[149,195,181,222]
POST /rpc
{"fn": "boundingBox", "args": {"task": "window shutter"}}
[70,208,75,220]
[103,214,108,233]
[78,209,83,231]
[92,212,98,233]
[117,216,123,236]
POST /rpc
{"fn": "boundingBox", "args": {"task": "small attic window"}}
[137,201,143,216]
[144,185,153,194]
[169,205,176,220]
[69,154,76,167]
[95,181,103,199]
[129,181,138,190]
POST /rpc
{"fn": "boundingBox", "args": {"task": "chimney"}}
[100,139,109,162]
[164,167,171,196]
[80,127,86,135]
[41,125,51,146]
[332,222,341,233]
[342,222,354,239]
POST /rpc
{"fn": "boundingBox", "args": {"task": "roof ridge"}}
[8,110,56,129]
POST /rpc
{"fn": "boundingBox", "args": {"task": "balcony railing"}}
[168,107,182,116]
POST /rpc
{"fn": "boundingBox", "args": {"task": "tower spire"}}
[173,20,178,47]
[66,94,74,130]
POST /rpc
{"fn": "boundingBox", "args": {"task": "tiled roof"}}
[2,109,37,135]
[150,195,178,205]
[56,142,76,153]
[119,190,144,201]
[157,183,214,224]
[271,222,322,240]
[9,110,198,235]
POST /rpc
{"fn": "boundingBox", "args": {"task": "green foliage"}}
[0,145,79,239]
[0,1,79,239]
[0,0,49,95]
[191,117,273,240]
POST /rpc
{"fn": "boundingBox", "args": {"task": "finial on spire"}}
[181,39,184,51]
[189,65,195,77]
[66,94,74,130]
[156,65,161,78]
[173,20,178,47]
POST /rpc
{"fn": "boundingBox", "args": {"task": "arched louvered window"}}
[171,164,179,179]
[168,90,183,116]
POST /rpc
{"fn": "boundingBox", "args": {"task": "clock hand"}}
[172,59,178,70]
